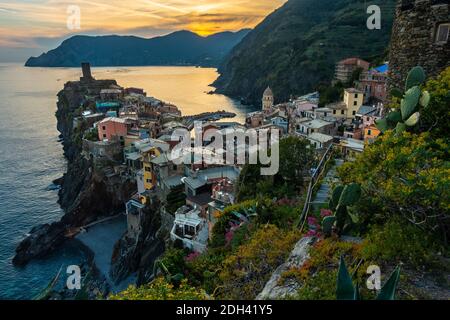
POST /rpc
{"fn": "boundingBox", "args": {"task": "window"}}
[103,134,106,138]
[436,23,450,43]
[353,111,356,116]
[102,126,106,130]
[341,110,345,115]
[333,110,336,114]
[354,94,358,99]
[368,130,372,136]
[354,101,358,106]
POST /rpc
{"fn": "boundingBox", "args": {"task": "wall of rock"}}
[388,0,450,88]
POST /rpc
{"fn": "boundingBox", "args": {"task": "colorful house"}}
[343,88,364,119]
[207,179,235,237]
[126,193,146,239]
[358,64,388,103]
[142,146,161,191]
[97,117,137,143]
[364,125,381,143]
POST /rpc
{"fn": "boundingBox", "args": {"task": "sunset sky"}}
[0,0,286,62]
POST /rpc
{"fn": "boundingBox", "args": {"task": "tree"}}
[235,136,314,200]
[278,136,314,190]
[418,67,450,136]
[338,131,449,241]
[165,185,186,214]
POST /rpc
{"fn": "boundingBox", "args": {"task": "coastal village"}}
[71,56,388,255]
[10,0,448,301]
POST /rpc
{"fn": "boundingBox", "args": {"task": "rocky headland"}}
[13,79,135,266]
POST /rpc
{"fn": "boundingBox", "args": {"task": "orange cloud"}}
[0,0,287,47]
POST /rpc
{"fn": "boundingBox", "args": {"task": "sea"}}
[0,64,253,299]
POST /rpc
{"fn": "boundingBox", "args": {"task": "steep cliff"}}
[13,79,134,266]
[110,196,169,285]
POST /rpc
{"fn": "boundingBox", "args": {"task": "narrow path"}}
[311,159,344,205]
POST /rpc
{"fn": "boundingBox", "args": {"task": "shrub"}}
[209,200,256,249]
[338,131,450,240]
[278,238,364,300]
[361,218,446,269]
[218,225,300,299]
[109,277,209,300]
[159,248,188,276]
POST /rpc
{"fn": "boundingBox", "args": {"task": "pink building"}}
[98,117,137,143]
[358,65,388,103]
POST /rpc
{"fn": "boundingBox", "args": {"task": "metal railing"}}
[298,144,334,231]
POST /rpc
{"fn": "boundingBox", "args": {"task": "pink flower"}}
[306,230,317,237]
[225,230,234,245]
[320,209,333,218]
[307,216,318,225]
[185,252,200,262]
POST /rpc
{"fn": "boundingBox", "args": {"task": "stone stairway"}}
[257,159,346,300]
[311,159,344,206]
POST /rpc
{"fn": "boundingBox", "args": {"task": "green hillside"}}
[213,0,397,105]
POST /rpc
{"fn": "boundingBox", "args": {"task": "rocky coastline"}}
[13,78,135,267]
[12,69,238,298]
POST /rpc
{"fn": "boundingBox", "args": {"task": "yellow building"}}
[327,88,364,120]
[141,146,161,191]
[343,88,364,119]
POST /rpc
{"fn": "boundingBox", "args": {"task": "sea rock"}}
[13,222,66,266]
[256,236,316,300]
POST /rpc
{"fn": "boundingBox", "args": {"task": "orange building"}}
[364,125,381,143]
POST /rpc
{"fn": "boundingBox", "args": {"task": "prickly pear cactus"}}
[376,66,429,134]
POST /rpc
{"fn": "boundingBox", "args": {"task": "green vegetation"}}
[419,66,450,137]
[214,0,396,105]
[236,136,314,201]
[376,67,430,134]
[84,127,98,142]
[338,131,449,240]
[361,218,446,269]
[281,238,365,300]
[322,183,362,236]
[336,255,401,300]
[165,185,186,214]
[218,225,300,299]
[109,277,209,300]
[318,82,344,106]
[113,67,449,301]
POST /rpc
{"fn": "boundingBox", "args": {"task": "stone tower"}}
[262,86,274,113]
[80,62,94,82]
[388,0,450,89]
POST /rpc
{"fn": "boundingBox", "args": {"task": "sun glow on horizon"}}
[0,0,287,50]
